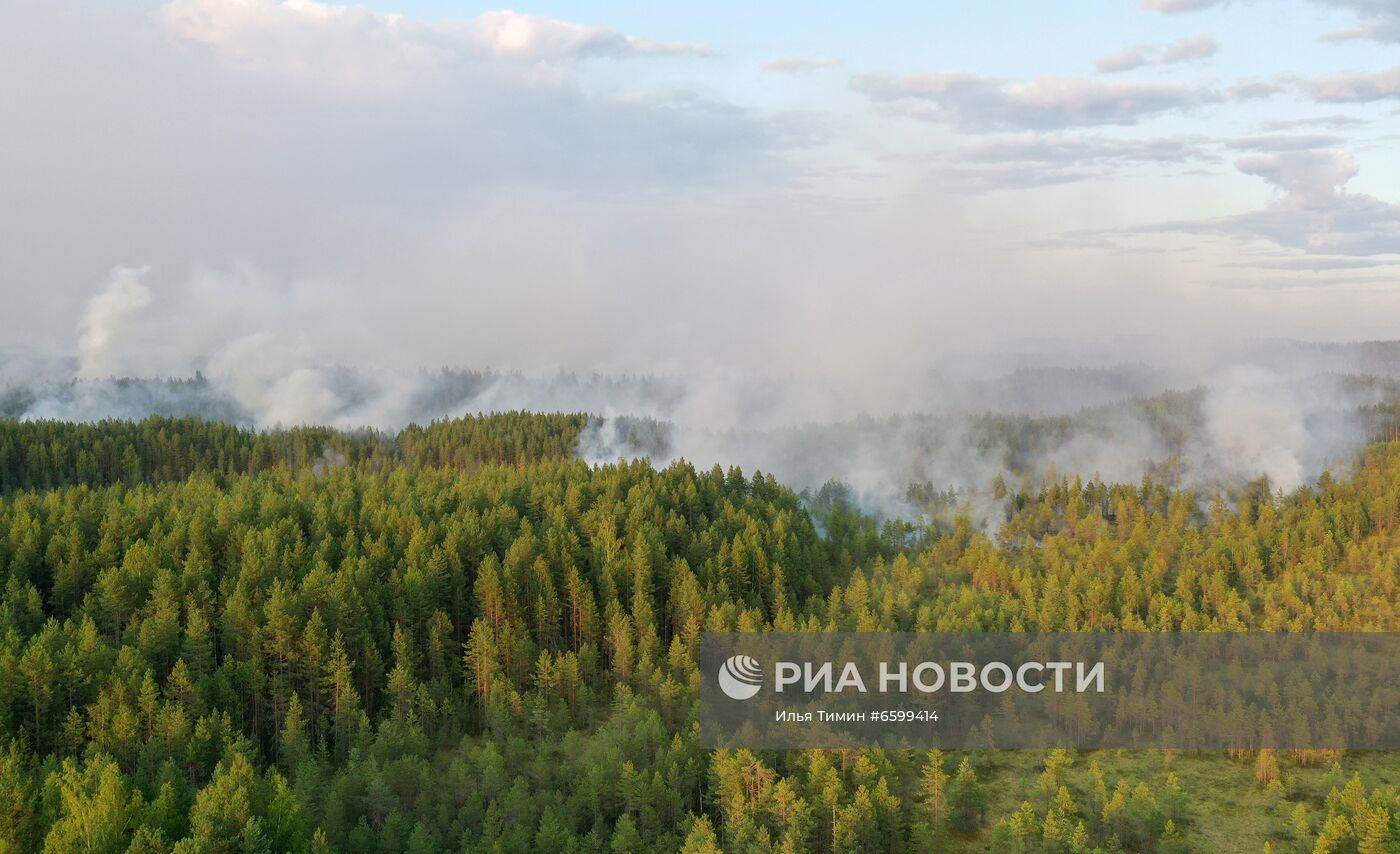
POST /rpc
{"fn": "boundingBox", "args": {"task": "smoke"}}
[569,354,1390,525]
[77,266,153,379]
[1196,367,1309,492]
[14,268,1399,487]
[7,264,1395,529]
[311,445,348,476]
[7,1,1400,444]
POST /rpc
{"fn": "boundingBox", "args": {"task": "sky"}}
[2,0,1399,382]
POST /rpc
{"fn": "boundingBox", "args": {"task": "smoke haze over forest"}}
[5,0,1400,515]
[5,263,1399,519]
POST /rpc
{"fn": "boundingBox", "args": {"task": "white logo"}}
[718,655,763,700]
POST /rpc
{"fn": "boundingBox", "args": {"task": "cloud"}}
[160,0,711,91]
[962,134,1209,164]
[159,0,451,91]
[1236,149,1360,207]
[1306,66,1400,102]
[1096,45,1156,74]
[1258,114,1370,130]
[1097,33,1220,73]
[466,10,713,60]
[1226,133,1348,151]
[1228,77,1287,100]
[1140,0,1226,13]
[1315,0,1400,42]
[1162,32,1222,62]
[761,56,843,74]
[852,72,1220,129]
[1231,257,1397,271]
[1218,198,1400,255]
[1157,0,1390,43]
[1141,149,1400,255]
[937,132,1214,190]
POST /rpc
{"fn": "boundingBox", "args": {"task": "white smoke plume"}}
[3,264,1396,529]
[78,266,153,379]
[1196,367,1310,492]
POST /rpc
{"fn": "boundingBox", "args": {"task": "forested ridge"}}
[2,415,1400,852]
[0,413,591,494]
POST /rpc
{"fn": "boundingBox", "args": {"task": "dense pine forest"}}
[4,413,1400,852]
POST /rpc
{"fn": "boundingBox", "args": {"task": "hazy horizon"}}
[3,0,1399,380]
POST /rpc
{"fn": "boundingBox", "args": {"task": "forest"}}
[3,411,1400,852]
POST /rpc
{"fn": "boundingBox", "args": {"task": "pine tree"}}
[948,758,987,833]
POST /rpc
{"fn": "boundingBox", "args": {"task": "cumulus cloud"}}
[1142,149,1400,255]
[1096,45,1156,75]
[1237,149,1360,207]
[160,0,453,91]
[761,56,843,74]
[1228,77,1287,100]
[1316,0,1400,42]
[1162,32,1223,62]
[465,10,712,60]
[159,0,710,91]
[1227,198,1400,255]
[852,72,1220,129]
[1306,66,1400,102]
[1096,33,1220,73]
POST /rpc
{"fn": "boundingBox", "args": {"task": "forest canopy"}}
[1,412,1399,852]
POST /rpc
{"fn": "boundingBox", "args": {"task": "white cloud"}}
[939,132,1214,189]
[464,10,712,61]
[1306,66,1400,102]
[1228,77,1287,100]
[160,0,711,91]
[1220,196,1400,255]
[1141,149,1400,255]
[160,0,448,90]
[852,72,1220,129]
[761,56,843,74]
[1096,44,1156,74]
[1161,33,1221,62]
[1236,149,1359,208]
[1097,33,1220,73]
[1227,133,1348,151]
[1316,0,1400,42]
[1258,114,1370,130]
